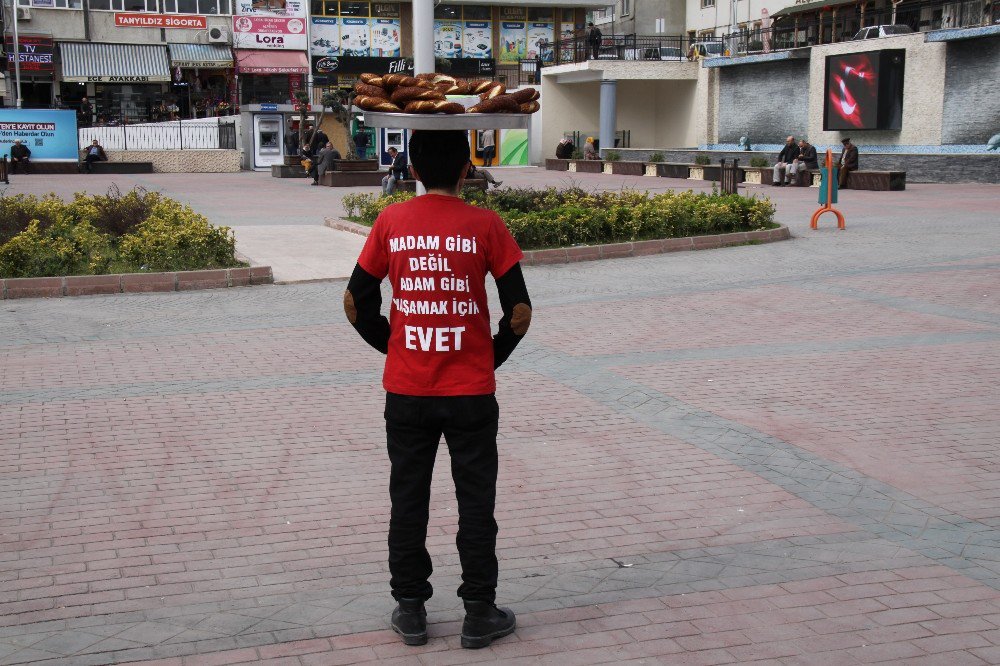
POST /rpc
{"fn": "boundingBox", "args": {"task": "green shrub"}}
[340,187,777,250]
[648,152,665,163]
[605,150,621,162]
[0,219,113,278]
[694,155,711,166]
[0,194,65,245]
[116,200,238,273]
[749,157,769,168]
[570,149,584,160]
[66,185,161,237]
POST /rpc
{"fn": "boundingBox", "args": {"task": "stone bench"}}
[86,161,154,174]
[395,179,489,193]
[806,169,906,191]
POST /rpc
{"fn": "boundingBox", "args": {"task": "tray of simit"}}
[359,112,531,131]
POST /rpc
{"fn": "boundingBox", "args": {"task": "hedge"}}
[342,187,777,250]
[0,187,242,279]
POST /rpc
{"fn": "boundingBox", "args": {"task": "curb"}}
[325,218,792,266]
[1,267,275,301]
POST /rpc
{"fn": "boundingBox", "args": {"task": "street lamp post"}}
[7,0,24,108]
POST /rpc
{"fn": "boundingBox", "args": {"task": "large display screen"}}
[824,50,905,131]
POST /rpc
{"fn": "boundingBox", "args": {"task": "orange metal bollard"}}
[810,149,846,230]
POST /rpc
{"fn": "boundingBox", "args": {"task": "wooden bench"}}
[806,169,906,191]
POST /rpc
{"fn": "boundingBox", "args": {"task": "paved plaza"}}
[1,169,1000,665]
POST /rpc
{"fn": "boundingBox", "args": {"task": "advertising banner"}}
[311,17,339,56]
[434,21,462,58]
[0,110,79,162]
[233,15,307,50]
[312,55,412,77]
[235,0,305,18]
[499,22,526,63]
[370,18,401,57]
[341,18,370,56]
[463,21,491,59]
[559,22,576,61]
[526,22,554,62]
[4,35,54,73]
[114,13,207,29]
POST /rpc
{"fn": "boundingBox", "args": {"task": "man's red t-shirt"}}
[357,194,524,396]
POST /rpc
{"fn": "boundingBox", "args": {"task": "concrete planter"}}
[602,162,614,174]
[546,158,571,171]
[742,167,768,184]
[574,160,604,173]
[568,161,577,172]
[610,161,645,176]
[689,165,721,181]
[688,166,704,180]
[645,163,659,176]
[332,159,379,172]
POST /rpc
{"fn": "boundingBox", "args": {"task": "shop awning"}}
[59,42,171,83]
[168,43,234,69]
[234,49,309,75]
[771,0,857,18]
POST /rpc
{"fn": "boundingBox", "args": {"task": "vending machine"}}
[252,114,284,170]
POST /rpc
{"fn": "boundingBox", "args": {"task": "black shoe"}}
[310,181,319,186]
[493,181,503,188]
[390,598,427,646]
[461,601,515,649]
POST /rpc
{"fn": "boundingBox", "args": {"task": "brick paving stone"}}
[2,175,1000,664]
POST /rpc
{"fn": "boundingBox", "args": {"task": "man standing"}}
[353,124,371,159]
[79,96,93,128]
[344,130,531,650]
[838,137,858,189]
[9,140,31,174]
[587,22,603,59]
[480,129,495,167]
[773,135,800,186]
[381,146,408,195]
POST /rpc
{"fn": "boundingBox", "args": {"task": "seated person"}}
[10,140,31,174]
[794,139,818,184]
[309,142,342,185]
[584,136,599,160]
[82,140,108,173]
[555,137,575,159]
[838,137,858,189]
[467,162,503,189]
[773,135,800,186]
[382,147,408,195]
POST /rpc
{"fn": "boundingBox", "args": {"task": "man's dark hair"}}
[409,130,469,190]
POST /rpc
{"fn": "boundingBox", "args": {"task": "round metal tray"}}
[360,112,532,130]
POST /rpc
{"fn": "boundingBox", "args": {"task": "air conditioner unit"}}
[208,27,228,43]
[16,7,31,20]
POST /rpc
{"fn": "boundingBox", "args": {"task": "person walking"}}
[344,130,531,650]
[480,130,495,167]
[587,22,603,59]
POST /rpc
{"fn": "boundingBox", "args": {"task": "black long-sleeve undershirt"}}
[344,262,531,369]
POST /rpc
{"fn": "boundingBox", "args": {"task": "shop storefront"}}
[59,42,171,125]
[5,35,57,109]
[168,44,235,119]
[235,50,310,105]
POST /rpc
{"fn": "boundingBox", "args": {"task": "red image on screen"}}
[826,53,879,130]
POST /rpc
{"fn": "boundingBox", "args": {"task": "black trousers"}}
[384,392,499,603]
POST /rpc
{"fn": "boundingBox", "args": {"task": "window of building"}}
[371,2,398,17]
[701,0,715,8]
[434,3,460,20]
[498,5,525,20]
[88,0,158,10]
[620,0,631,17]
[561,8,575,23]
[463,4,490,20]
[162,0,230,12]
[527,7,553,22]
[312,0,399,16]
[17,0,83,8]
[338,1,368,15]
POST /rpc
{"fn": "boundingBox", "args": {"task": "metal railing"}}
[78,119,237,152]
[544,0,998,65]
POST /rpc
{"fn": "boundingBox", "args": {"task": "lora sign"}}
[0,110,79,162]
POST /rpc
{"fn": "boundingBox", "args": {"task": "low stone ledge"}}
[323,217,790,267]
[1,266,274,300]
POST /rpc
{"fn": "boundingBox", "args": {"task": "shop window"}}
[434,3,460,20]
[527,8,553,22]
[323,0,337,14]
[339,1,367,16]
[561,8,575,23]
[498,5,525,21]
[463,4,490,21]
[89,0,111,8]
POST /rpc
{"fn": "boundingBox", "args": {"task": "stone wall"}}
[107,150,241,173]
[718,60,810,144]
[941,38,1000,145]
[614,148,1000,183]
